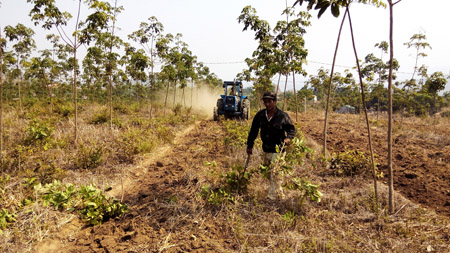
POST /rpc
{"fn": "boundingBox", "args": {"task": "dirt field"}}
[298,110,450,216]
[33,112,450,252]
[37,121,238,252]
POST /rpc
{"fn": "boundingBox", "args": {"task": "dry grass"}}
[0,101,198,251]
[190,118,450,252]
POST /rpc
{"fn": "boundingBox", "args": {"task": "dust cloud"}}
[185,85,222,119]
[153,84,222,119]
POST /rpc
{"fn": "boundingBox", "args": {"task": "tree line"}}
[0,0,222,144]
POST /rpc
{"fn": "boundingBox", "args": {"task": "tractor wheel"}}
[213,107,219,121]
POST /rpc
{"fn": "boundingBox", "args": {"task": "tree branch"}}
[393,0,402,5]
[55,26,74,48]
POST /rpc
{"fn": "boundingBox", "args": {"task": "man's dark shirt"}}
[247,107,296,153]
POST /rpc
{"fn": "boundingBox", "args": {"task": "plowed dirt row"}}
[297,111,450,216]
[38,121,236,252]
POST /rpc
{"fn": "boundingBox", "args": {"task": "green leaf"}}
[85,201,98,208]
[331,3,340,17]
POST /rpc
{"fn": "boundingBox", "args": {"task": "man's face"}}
[263,98,276,111]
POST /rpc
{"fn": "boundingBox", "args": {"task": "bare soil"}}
[298,111,450,216]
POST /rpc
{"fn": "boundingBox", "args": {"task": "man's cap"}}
[261,91,277,101]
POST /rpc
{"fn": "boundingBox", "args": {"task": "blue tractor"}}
[214,81,250,120]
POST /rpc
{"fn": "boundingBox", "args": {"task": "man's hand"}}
[283,138,291,145]
[246,147,253,155]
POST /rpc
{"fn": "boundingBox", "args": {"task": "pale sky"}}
[1,0,449,91]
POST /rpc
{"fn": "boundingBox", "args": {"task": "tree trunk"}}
[347,6,379,213]
[182,87,186,107]
[72,0,82,145]
[191,80,193,107]
[45,77,53,113]
[275,72,281,94]
[164,81,170,114]
[282,74,288,110]
[0,29,3,157]
[292,71,298,122]
[387,0,396,214]
[173,82,176,106]
[18,76,22,111]
[323,9,347,156]
[304,97,307,113]
[73,45,78,143]
[377,97,379,121]
[108,0,118,129]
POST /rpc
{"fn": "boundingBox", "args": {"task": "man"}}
[246,91,296,200]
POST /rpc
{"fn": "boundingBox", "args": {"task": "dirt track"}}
[297,111,450,216]
[37,120,237,252]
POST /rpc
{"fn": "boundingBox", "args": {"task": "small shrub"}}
[89,110,109,125]
[222,164,255,194]
[172,104,183,116]
[54,103,74,118]
[201,185,235,205]
[284,177,323,208]
[440,111,450,118]
[0,156,14,173]
[201,161,255,205]
[0,209,16,230]
[112,118,124,128]
[33,160,66,184]
[75,144,103,170]
[78,184,128,225]
[117,130,156,163]
[154,125,175,143]
[113,103,131,114]
[329,150,373,177]
[37,180,128,225]
[24,120,53,146]
[222,120,251,148]
[281,210,296,227]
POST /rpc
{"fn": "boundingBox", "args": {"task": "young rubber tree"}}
[283,11,310,121]
[123,45,149,101]
[79,0,123,128]
[422,71,447,114]
[403,32,431,90]
[46,34,73,99]
[361,42,399,120]
[238,5,276,105]
[386,0,403,214]
[27,0,104,143]
[128,16,164,90]
[293,0,386,214]
[27,49,55,110]
[4,23,36,110]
